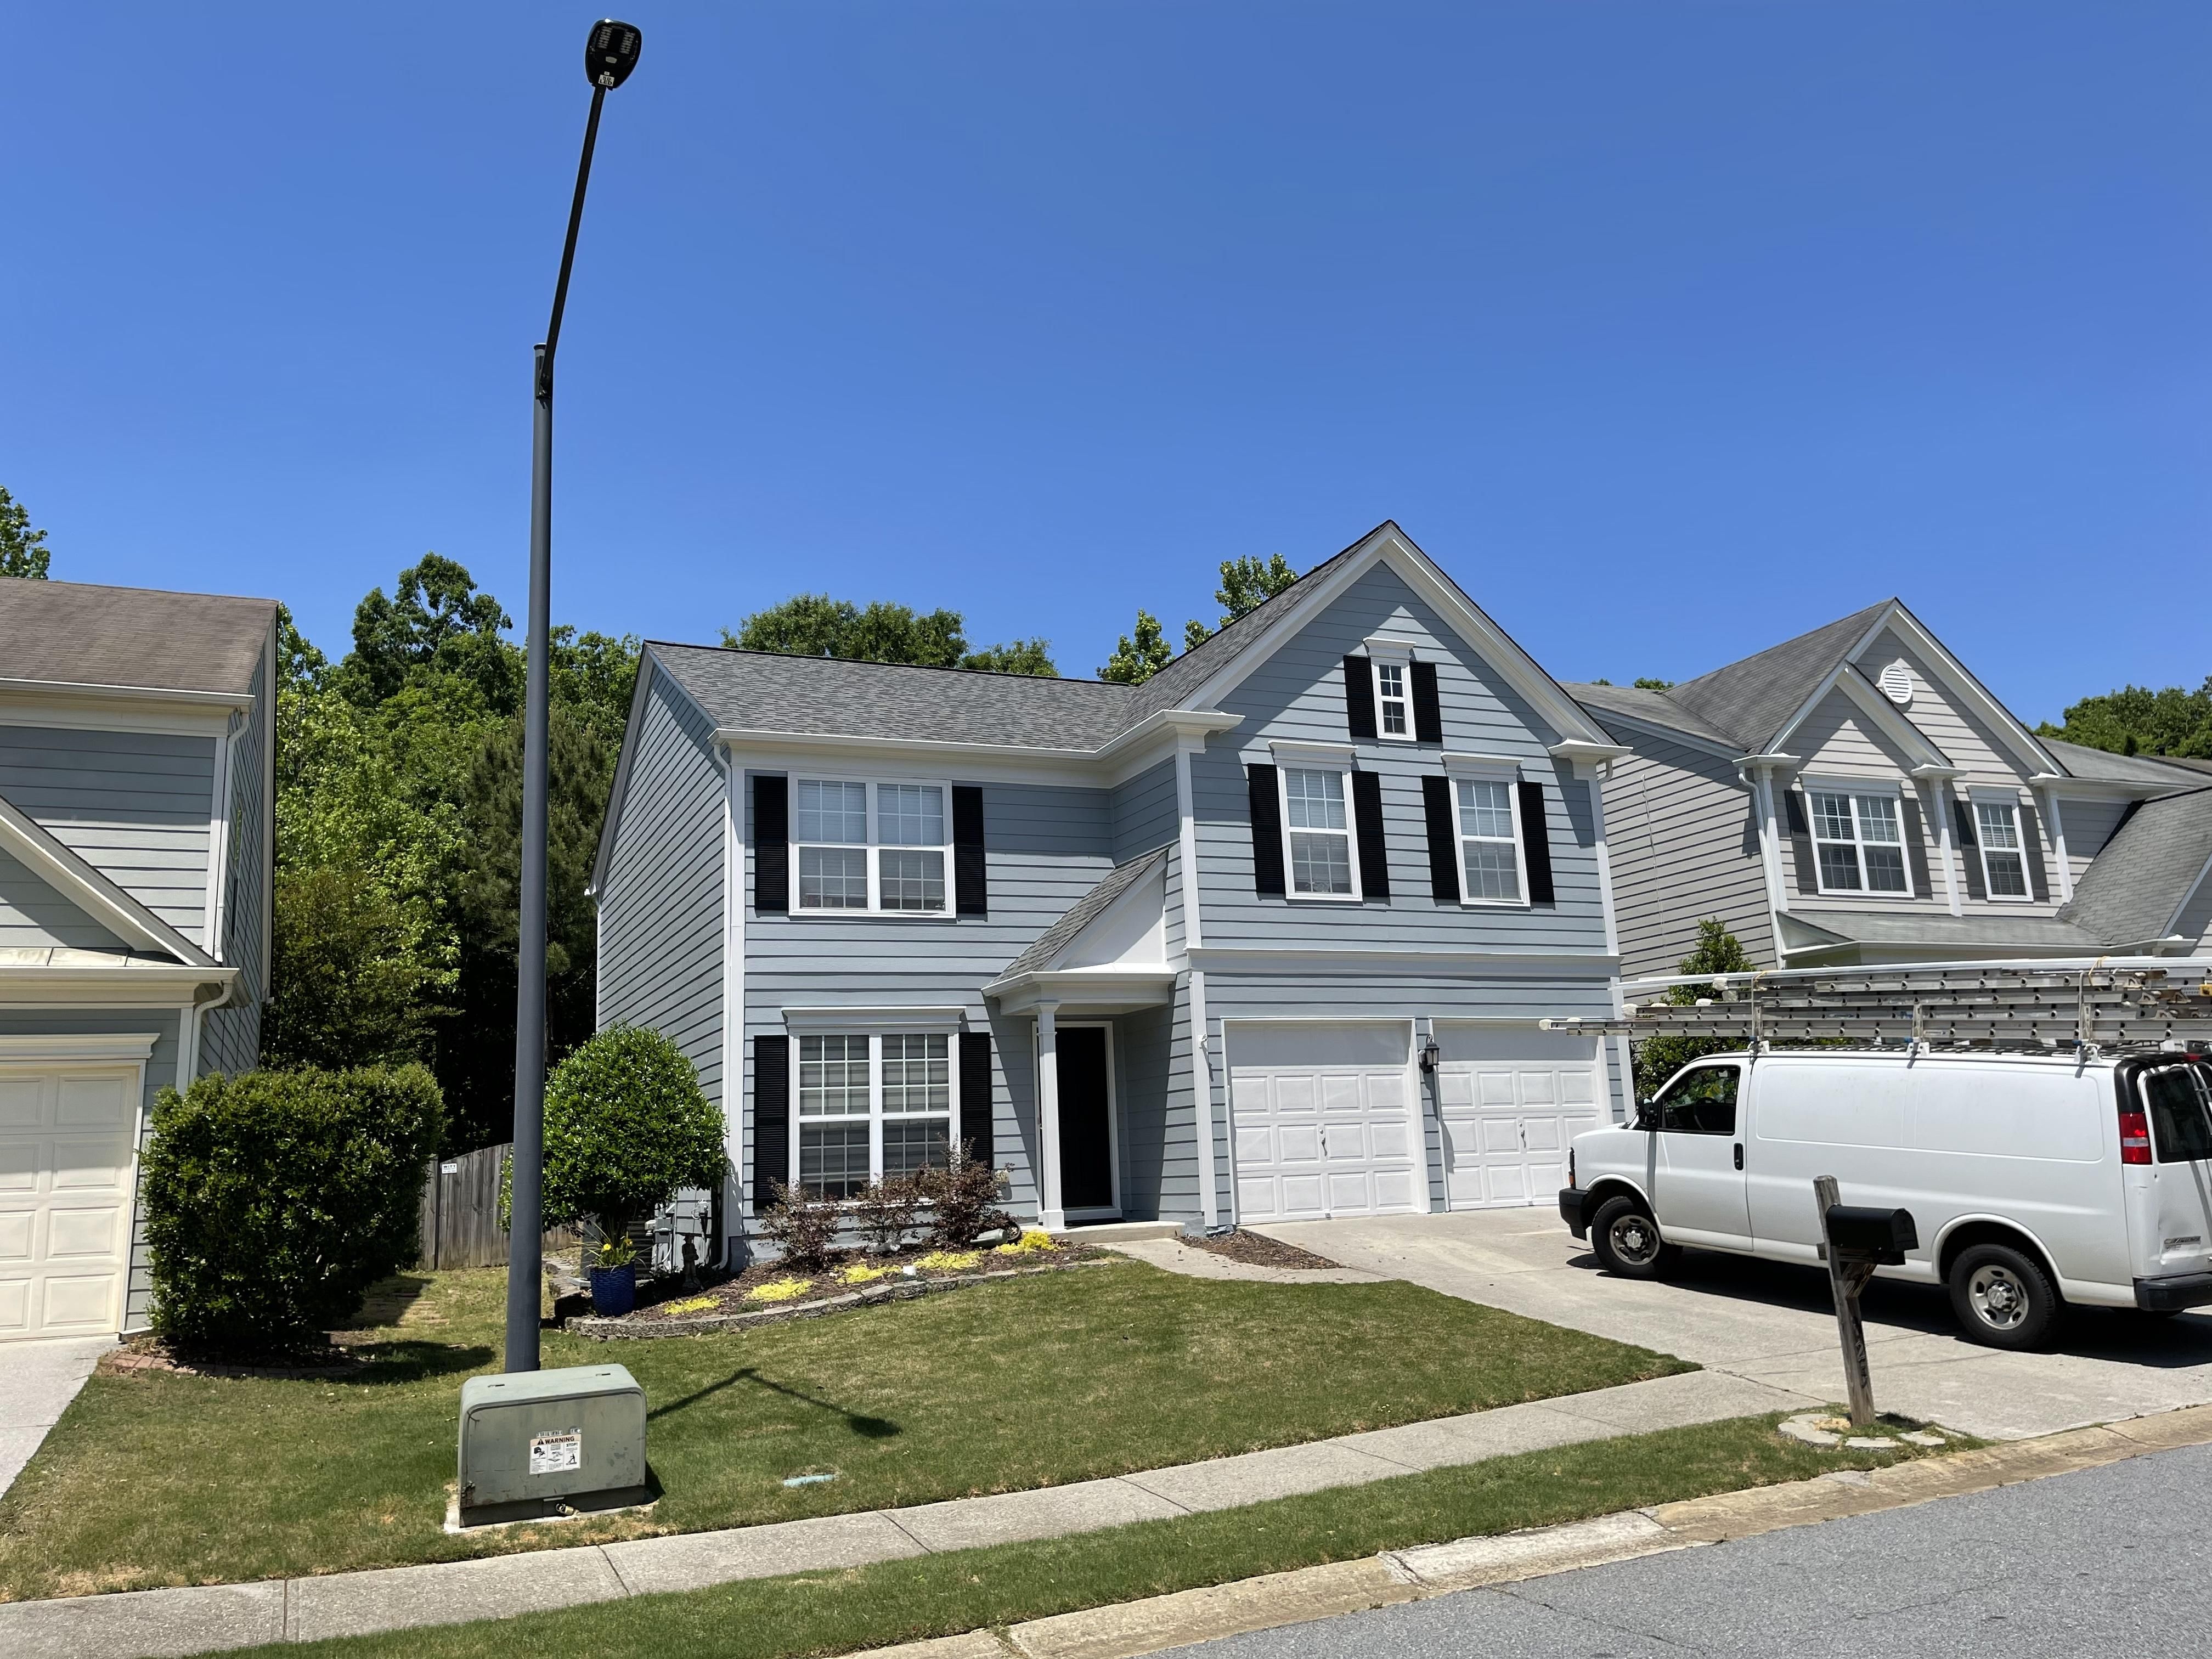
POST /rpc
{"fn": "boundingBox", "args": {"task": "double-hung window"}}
[1282,766,1356,897]
[1374,662,1412,739]
[1973,798,2032,899]
[1453,776,1523,904]
[793,778,950,913]
[795,1031,956,1196]
[1808,786,1911,896]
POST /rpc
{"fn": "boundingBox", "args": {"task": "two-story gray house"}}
[0,577,277,1342]
[592,522,1638,1250]
[1572,599,2212,978]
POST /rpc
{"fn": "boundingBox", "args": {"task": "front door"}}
[1057,1026,1115,1214]
[1650,1062,1751,1247]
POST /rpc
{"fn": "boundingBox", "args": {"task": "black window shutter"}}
[953,785,987,916]
[1953,798,1988,901]
[754,775,788,915]
[1517,779,1556,905]
[1421,774,1460,903]
[2019,801,2052,902]
[1344,656,1378,740]
[752,1035,789,1205]
[1783,789,1820,895]
[959,1031,994,1166]
[1246,763,1285,896]
[1351,770,1390,900]
[1410,661,1443,743]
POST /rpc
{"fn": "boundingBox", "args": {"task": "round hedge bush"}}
[540,1025,725,1237]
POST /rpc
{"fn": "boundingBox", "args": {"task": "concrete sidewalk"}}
[0,1368,1812,1658]
[0,1335,114,1498]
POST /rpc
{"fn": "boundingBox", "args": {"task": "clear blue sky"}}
[8,4,2207,722]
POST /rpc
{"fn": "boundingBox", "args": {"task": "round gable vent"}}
[1879,661,1914,706]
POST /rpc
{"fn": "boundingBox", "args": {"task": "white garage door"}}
[1436,1025,1605,1210]
[0,1066,140,1341]
[1231,1022,1423,1223]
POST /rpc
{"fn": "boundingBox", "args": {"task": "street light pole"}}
[506,19,643,1375]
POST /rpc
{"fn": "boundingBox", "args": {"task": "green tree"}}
[1632,919,1758,1101]
[1099,609,1175,684]
[539,1026,726,1242]
[0,485,52,579]
[342,553,517,711]
[1214,552,1298,626]
[725,594,1056,675]
[1632,677,1675,691]
[2036,681,2212,760]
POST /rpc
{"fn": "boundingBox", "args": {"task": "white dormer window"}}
[1973,798,2032,900]
[1808,785,1912,896]
[1374,662,1411,739]
[794,777,950,913]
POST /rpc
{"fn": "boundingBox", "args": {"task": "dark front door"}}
[1056,1026,1114,1212]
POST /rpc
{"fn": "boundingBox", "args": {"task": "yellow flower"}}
[992,1229,1059,1256]
[745,1277,816,1303]
[658,1295,719,1316]
[838,1263,892,1285]
[914,1250,983,1272]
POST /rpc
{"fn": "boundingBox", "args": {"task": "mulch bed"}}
[1184,1228,1345,1271]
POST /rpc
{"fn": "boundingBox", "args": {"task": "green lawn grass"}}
[242,1412,1943,1659]
[0,1257,1690,1600]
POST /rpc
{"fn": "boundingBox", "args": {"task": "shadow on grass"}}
[346,1341,499,1384]
[650,1367,901,1439]
[352,1274,436,1327]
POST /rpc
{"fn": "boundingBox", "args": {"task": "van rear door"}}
[2130,1060,2212,1295]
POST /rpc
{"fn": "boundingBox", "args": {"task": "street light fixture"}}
[505,18,644,1375]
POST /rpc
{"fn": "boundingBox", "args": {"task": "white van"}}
[1557,1048,2212,1348]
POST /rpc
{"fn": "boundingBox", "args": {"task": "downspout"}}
[1175,741,1220,1229]
[718,743,745,1265]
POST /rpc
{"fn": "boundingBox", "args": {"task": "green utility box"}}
[456,1363,648,1523]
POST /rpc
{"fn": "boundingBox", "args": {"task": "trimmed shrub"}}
[918,1151,1015,1249]
[851,1172,923,1255]
[143,1065,444,1354]
[759,1182,840,1269]
[541,1026,726,1242]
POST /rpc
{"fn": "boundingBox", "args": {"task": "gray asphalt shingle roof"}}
[2059,788,2212,946]
[0,577,275,697]
[2040,738,2208,788]
[1788,908,2107,952]
[997,848,1169,979]
[1564,682,1737,749]
[1661,600,1895,753]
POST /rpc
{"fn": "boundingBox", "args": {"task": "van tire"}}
[1590,1196,1679,1279]
[1948,1242,2061,1350]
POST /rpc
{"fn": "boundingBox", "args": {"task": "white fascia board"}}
[1440,751,1524,776]
[589,651,664,895]
[0,801,213,965]
[712,727,1101,786]
[1100,710,1243,785]
[1860,605,2061,778]
[982,967,1177,1015]
[1182,525,1617,752]
[0,677,255,713]
[2028,770,2185,802]
[0,1032,160,1060]
[1268,738,1357,765]
[0,964,238,1008]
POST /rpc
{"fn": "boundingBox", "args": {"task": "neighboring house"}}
[0,578,278,1342]
[592,522,1638,1252]
[1572,599,2211,977]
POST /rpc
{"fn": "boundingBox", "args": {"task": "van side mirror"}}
[1633,1101,1660,1131]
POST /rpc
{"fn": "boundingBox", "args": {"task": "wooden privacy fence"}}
[416,1142,581,1271]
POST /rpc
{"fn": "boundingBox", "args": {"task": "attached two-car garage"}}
[0,1062,141,1342]
[1228,1020,1609,1223]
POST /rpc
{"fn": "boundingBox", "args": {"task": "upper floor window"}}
[1374,662,1411,740]
[1282,766,1356,898]
[795,1030,956,1197]
[1973,798,2031,900]
[794,778,949,913]
[1453,776,1523,904]
[1809,787,1910,896]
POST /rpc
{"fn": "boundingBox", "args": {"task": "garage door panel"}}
[0,1212,32,1260]
[0,1080,42,1130]
[1437,1035,1606,1212]
[1436,1071,1472,1107]
[0,1063,138,1341]
[1522,1118,1562,1152]
[0,1145,37,1192]
[1273,1075,1318,1113]
[48,1206,125,1259]
[1229,1024,1419,1224]
[1479,1118,1518,1154]
[1476,1071,1516,1107]
[58,1076,132,1127]
[1276,1124,1322,1161]
[42,1274,118,1331]
[1368,1120,1415,1161]
[52,1139,129,1191]
[0,1279,28,1333]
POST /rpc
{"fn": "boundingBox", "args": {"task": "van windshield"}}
[2141,1064,2212,1164]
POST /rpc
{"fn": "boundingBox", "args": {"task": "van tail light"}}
[2120,1104,2153,1165]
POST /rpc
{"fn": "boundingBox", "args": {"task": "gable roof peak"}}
[1661,598,1899,752]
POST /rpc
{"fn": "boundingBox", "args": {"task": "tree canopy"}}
[1101,553,1303,684]
[0,485,52,579]
[724,594,1056,676]
[2037,680,2212,760]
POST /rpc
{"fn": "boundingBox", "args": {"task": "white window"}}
[796,1031,957,1196]
[1808,787,1911,896]
[1374,661,1412,740]
[1281,766,1357,898]
[1974,798,2032,900]
[793,778,951,914]
[1453,776,1524,904]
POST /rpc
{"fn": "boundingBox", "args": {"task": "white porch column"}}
[1036,998,1065,1231]
[1921,776,1964,916]
[2036,784,2075,902]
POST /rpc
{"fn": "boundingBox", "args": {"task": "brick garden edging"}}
[567,1255,1121,1339]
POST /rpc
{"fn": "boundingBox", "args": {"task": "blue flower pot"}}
[588,1264,636,1317]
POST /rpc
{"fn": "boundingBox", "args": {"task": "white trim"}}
[1446,770,1531,910]
[1967,783,2030,803]
[1585,768,1621,960]
[1187,945,1619,972]
[590,652,666,896]
[0,965,238,1007]
[1801,771,1905,797]
[1266,739,1357,765]
[1827,665,1955,771]
[1920,777,1964,916]
[1370,658,1415,744]
[1800,780,1917,900]
[0,1033,158,1060]
[257,619,276,996]
[983,968,1176,1016]
[203,718,235,958]
[1035,1000,1063,1229]
[1361,635,1417,661]
[1440,752,1524,777]
[1547,739,1631,774]
[1176,744,1220,1228]
[788,773,956,917]
[0,678,253,712]
[1966,794,2035,904]
[1276,761,1362,903]
[787,1028,963,1198]
[781,1005,968,1034]
[2037,785,2075,904]
[1582,704,1744,762]
[1741,761,1791,927]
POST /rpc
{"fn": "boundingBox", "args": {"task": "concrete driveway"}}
[1257,1209,2212,1441]
[0,1336,113,1497]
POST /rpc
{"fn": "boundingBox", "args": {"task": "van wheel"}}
[1948,1243,2061,1350]
[1591,1197,1679,1279]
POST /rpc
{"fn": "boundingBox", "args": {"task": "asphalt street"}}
[1181,1441,2212,1659]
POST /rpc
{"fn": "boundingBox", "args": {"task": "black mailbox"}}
[1825,1205,1918,1266]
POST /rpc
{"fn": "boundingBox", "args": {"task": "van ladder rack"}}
[1541,966,2212,1053]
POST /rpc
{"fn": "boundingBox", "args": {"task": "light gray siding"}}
[1110,759,1178,864]
[0,725,216,941]
[0,849,127,950]
[1601,731,1774,975]
[203,652,273,1075]
[1193,562,1609,955]
[2056,795,2131,887]
[598,672,726,1115]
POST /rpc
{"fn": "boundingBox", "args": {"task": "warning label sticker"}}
[529,1431,582,1475]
